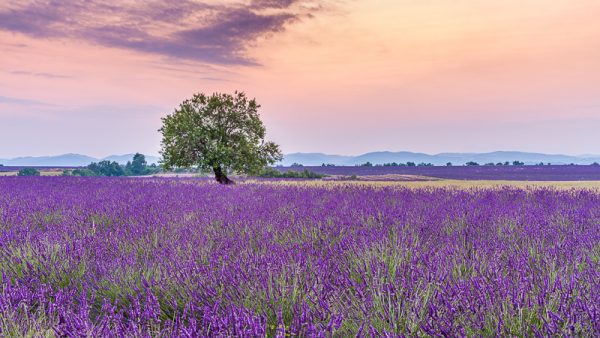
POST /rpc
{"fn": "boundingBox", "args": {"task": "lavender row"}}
[0,177,599,336]
[277,165,600,181]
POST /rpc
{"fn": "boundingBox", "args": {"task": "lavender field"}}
[278,165,600,181]
[1,177,599,336]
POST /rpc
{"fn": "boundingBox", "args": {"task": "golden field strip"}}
[250,178,600,190]
[3,171,600,189]
[0,170,63,176]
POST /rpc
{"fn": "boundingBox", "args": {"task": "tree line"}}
[62,153,160,177]
[16,153,160,177]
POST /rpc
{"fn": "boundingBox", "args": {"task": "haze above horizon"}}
[1,0,599,158]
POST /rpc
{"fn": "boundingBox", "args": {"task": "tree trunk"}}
[213,166,234,185]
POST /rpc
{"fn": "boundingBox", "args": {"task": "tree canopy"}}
[126,153,148,176]
[18,168,40,176]
[87,160,126,177]
[159,92,282,184]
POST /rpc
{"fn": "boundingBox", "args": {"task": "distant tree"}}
[62,169,72,176]
[291,163,303,167]
[446,162,452,166]
[484,162,495,166]
[465,161,479,166]
[496,162,503,166]
[71,168,96,176]
[18,168,40,176]
[141,163,160,176]
[159,92,282,184]
[418,162,433,166]
[0,164,3,167]
[321,163,335,167]
[512,161,525,166]
[406,162,416,167]
[258,167,324,179]
[592,162,599,166]
[537,162,544,166]
[504,161,510,166]
[361,162,373,167]
[126,153,148,176]
[88,160,125,176]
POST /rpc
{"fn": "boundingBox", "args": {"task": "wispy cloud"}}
[0,0,328,65]
[0,95,49,106]
[9,71,72,79]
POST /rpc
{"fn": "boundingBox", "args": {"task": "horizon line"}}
[3,149,600,160]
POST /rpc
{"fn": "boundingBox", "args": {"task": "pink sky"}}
[1,0,600,158]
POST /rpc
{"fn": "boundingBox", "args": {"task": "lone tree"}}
[126,153,148,176]
[159,92,282,184]
[18,168,40,176]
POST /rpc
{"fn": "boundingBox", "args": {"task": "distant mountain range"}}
[1,151,599,167]
[279,151,600,166]
[0,153,160,167]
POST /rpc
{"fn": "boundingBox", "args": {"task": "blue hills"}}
[0,153,160,167]
[1,151,599,167]
[280,151,600,166]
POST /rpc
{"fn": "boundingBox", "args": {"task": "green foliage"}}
[258,167,325,179]
[383,162,428,167]
[87,161,125,177]
[159,92,283,183]
[360,162,373,167]
[446,162,453,166]
[68,155,159,177]
[71,168,96,177]
[125,153,148,175]
[513,161,525,166]
[17,168,40,176]
[465,161,479,166]
[124,153,160,176]
[146,163,161,174]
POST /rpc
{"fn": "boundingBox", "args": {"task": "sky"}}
[1,0,600,158]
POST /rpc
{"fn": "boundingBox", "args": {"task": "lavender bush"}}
[0,177,598,336]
